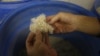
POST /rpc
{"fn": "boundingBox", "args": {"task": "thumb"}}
[49,15,60,24]
[39,43,57,56]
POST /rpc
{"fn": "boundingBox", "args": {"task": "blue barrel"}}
[0,0,32,25]
[0,1,100,56]
[0,0,48,25]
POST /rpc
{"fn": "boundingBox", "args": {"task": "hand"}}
[47,12,79,33]
[26,31,57,56]
[47,12,100,35]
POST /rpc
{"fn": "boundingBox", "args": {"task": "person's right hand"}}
[47,12,79,33]
[47,12,100,35]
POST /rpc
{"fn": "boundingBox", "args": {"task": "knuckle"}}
[58,12,63,15]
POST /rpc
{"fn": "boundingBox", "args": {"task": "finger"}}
[55,23,63,33]
[42,33,51,48]
[41,33,46,43]
[39,43,57,56]
[46,15,55,22]
[33,31,43,49]
[44,33,52,48]
[53,25,60,33]
[51,23,60,33]
[54,30,60,33]
[62,26,67,33]
[26,32,35,47]
[38,43,51,55]
[35,31,42,42]
[33,40,42,49]
[49,14,60,24]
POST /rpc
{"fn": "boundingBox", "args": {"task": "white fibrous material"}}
[30,14,54,34]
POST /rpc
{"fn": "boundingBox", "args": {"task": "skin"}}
[26,12,100,56]
[26,31,57,56]
[47,12,100,35]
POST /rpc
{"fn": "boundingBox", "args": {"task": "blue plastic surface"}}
[0,0,32,24]
[92,0,100,18]
[0,1,100,56]
[0,0,48,25]
[0,0,30,2]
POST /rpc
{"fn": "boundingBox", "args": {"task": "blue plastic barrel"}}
[0,0,32,25]
[0,1,100,56]
[0,0,48,25]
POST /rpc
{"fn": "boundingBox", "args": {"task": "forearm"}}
[76,15,100,35]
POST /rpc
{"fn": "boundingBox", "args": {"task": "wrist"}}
[70,14,82,32]
[75,15,100,35]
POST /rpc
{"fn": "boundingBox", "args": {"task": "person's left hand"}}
[26,31,57,56]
